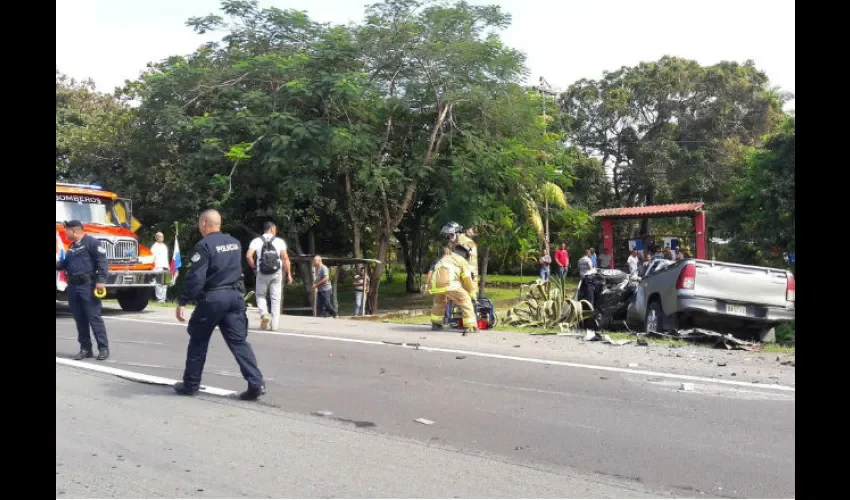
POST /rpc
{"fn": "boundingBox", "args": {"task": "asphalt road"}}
[56,305,795,498]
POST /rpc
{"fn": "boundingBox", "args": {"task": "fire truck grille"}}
[98,238,138,261]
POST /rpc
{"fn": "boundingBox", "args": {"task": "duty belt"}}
[205,282,244,293]
[68,273,95,286]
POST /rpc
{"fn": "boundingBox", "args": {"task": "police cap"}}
[64,220,83,229]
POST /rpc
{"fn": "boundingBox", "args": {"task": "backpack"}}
[258,237,282,275]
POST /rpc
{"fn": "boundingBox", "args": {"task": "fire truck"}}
[56,183,169,312]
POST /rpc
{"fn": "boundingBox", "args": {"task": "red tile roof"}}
[593,202,704,219]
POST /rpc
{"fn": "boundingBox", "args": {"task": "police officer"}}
[57,220,110,361]
[173,209,266,401]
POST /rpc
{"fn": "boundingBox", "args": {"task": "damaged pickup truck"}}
[626,258,795,342]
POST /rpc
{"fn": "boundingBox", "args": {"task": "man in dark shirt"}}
[174,209,265,401]
[57,220,110,361]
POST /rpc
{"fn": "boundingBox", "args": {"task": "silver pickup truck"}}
[626,258,795,342]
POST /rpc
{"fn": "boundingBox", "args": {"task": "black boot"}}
[96,348,110,361]
[173,382,198,396]
[239,385,266,401]
[73,349,93,360]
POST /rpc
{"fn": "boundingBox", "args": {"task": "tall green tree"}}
[559,56,789,210]
[56,71,134,183]
[123,1,369,296]
[715,116,795,267]
[353,0,527,309]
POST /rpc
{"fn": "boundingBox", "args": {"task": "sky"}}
[56,0,795,109]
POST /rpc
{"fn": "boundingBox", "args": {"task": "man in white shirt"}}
[246,222,292,330]
[627,249,640,275]
[150,232,169,303]
[577,249,594,278]
[352,266,369,316]
[577,249,595,302]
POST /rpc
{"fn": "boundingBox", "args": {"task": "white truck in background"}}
[627,258,795,342]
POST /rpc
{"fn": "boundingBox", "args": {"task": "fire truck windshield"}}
[56,195,119,226]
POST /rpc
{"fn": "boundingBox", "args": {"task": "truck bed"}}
[692,259,789,308]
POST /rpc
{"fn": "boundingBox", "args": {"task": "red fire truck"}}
[56,183,169,312]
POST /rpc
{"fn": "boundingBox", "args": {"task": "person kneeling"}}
[427,247,478,336]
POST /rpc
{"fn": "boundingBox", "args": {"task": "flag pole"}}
[169,221,181,287]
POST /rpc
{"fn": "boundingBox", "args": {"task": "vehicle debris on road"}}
[647,327,764,351]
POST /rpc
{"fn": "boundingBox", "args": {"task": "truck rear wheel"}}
[645,300,678,334]
[117,289,151,312]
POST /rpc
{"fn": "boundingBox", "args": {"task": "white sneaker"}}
[260,315,270,330]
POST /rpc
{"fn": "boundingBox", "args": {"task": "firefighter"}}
[428,247,478,335]
[439,222,478,298]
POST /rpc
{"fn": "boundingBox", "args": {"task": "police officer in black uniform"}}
[56,220,111,360]
[173,209,266,401]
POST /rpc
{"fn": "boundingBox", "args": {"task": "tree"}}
[715,116,795,267]
[121,1,371,299]
[559,56,789,212]
[56,70,135,183]
[436,86,571,294]
[353,0,527,310]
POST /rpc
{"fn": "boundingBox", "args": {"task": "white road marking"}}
[104,360,167,369]
[56,357,236,396]
[103,316,795,393]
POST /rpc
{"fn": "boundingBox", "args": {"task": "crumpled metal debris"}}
[648,328,763,351]
[601,334,632,346]
[583,330,632,346]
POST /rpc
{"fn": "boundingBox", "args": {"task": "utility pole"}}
[538,76,560,253]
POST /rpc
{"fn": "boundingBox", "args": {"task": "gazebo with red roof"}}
[592,202,707,268]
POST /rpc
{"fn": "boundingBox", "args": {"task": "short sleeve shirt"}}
[315,264,332,292]
[578,256,594,278]
[249,234,287,254]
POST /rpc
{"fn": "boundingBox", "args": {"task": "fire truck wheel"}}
[117,289,151,312]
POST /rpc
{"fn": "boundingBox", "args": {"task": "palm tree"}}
[520,182,568,253]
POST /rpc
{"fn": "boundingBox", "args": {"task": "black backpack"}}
[258,238,282,275]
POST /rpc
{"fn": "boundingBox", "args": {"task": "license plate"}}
[726,304,747,316]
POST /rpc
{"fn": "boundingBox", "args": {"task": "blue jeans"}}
[540,268,550,281]
[354,291,364,316]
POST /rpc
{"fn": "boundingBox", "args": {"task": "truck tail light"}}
[786,275,795,302]
[676,264,696,290]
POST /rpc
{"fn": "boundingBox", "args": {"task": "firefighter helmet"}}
[440,222,464,237]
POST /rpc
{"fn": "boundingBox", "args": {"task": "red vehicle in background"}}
[56,182,168,312]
